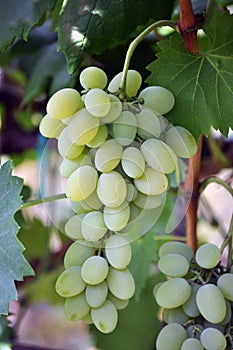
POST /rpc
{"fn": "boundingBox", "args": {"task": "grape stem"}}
[119,20,177,96]
[219,214,233,268]
[21,193,67,209]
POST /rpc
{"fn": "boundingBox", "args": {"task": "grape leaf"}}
[147,9,233,139]
[0,161,34,315]
[57,0,175,74]
[0,0,56,50]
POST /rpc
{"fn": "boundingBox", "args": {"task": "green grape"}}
[141,138,176,174]
[94,139,123,172]
[71,201,90,214]
[55,266,86,297]
[134,167,168,195]
[219,299,232,325]
[64,214,84,240]
[65,165,98,202]
[157,253,190,277]
[196,284,226,323]
[133,192,161,209]
[80,190,103,211]
[46,88,82,119]
[105,235,132,269]
[125,183,138,202]
[139,86,175,115]
[195,243,221,269]
[103,202,130,231]
[182,283,201,318]
[163,307,189,324]
[136,106,161,139]
[108,70,142,97]
[81,211,107,242]
[81,256,109,285]
[217,273,233,302]
[64,291,90,321]
[86,281,108,308]
[106,267,135,300]
[156,323,188,350]
[79,66,108,90]
[164,125,197,158]
[108,292,129,310]
[97,171,127,208]
[57,127,85,160]
[67,108,100,145]
[121,147,145,179]
[181,338,204,350]
[59,154,92,178]
[91,300,118,334]
[82,311,93,324]
[39,114,66,138]
[158,241,194,262]
[112,110,137,146]
[85,88,110,117]
[200,328,227,350]
[64,240,96,268]
[155,278,192,309]
[100,94,122,123]
[86,124,108,148]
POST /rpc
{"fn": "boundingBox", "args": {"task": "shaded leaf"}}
[0,161,34,315]
[147,9,233,139]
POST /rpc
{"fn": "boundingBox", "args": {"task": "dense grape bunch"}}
[39,66,198,333]
[154,241,233,349]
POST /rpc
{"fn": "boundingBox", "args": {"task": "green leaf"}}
[0,0,56,50]
[57,0,175,73]
[0,161,34,315]
[147,9,233,139]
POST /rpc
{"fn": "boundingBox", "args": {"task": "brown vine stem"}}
[178,0,201,252]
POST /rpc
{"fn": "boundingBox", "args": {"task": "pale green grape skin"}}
[94,139,123,172]
[86,124,108,148]
[108,70,142,97]
[64,240,96,268]
[156,323,188,350]
[195,243,221,269]
[55,266,86,297]
[107,292,129,310]
[59,154,92,178]
[81,256,109,285]
[67,108,100,145]
[80,190,103,211]
[86,281,108,308]
[112,110,137,146]
[181,338,204,350]
[158,253,190,277]
[46,88,82,119]
[91,300,118,334]
[100,94,122,123]
[39,114,66,138]
[103,202,130,232]
[220,299,232,325]
[82,311,93,324]
[158,241,194,262]
[80,66,108,90]
[58,128,85,159]
[141,138,176,174]
[182,283,200,318]
[200,328,227,350]
[125,183,138,202]
[164,125,197,158]
[217,273,233,302]
[71,201,90,215]
[85,88,110,117]
[121,147,145,179]
[81,211,107,242]
[155,278,192,309]
[97,171,127,208]
[163,307,189,324]
[65,214,84,240]
[139,86,175,115]
[133,192,161,209]
[196,284,226,324]
[136,106,161,139]
[134,167,168,195]
[65,165,98,202]
[64,291,90,321]
[105,235,132,269]
[107,267,135,300]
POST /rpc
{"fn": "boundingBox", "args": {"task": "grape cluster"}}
[154,241,233,350]
[39,66,197,333]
